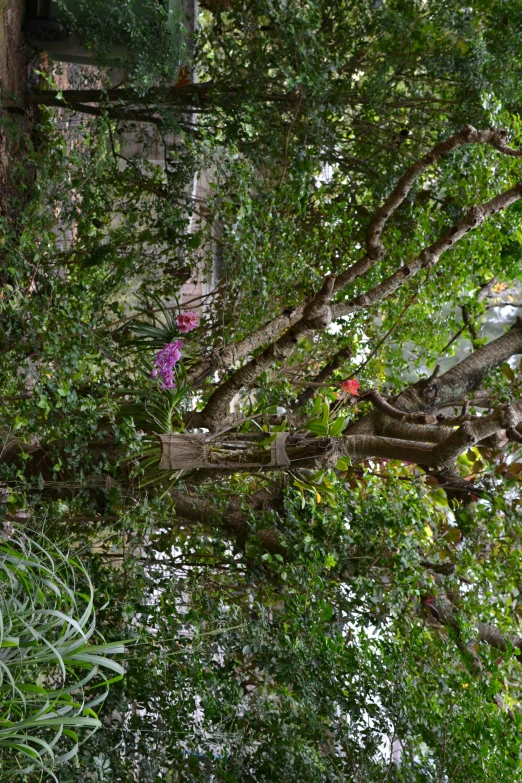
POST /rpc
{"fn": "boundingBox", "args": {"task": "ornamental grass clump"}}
[0,529,125,780]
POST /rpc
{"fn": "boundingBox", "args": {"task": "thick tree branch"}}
[160,431,436,472]
[195,161,522,427]
[331,180,522,320]
[186,127,522,388]
[396,319,522,413]
[191,277,336,429]
[169,489,286,555]
[334,128,521,292]
[26,82,215,108]
[186,303,307,388]
[431,403,522,471]
[429,595,522,655]
[376,419,454,444]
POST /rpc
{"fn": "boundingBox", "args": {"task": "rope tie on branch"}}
[158,431,291,470]
[268,432,291,467]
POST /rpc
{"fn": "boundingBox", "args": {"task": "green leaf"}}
[0,637,19,648]
[319,402,330,426]
[329,416,346,436]
[502,362,515,382]
[306,423,329,436]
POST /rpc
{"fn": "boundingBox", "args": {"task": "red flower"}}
[175,66,191,88]
[176,312,198,333]
[340,378,360,396]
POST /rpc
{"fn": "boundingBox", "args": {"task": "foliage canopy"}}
[4,0,522,779]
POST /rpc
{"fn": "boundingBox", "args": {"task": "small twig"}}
[440,324,466,355]
[106,118,132,167]
[292,345,353,409]
[440,277,498,353]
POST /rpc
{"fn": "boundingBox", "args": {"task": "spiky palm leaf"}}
[0,530,126,779]
[120,291,198,359]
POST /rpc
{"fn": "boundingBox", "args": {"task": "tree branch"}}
[186,128,522,387]
[292,345,353,410]
[191,277,337,429]
[169,488,286,555]
[331,180,522,320]
[334,128,521,293]
[429,595,522,655]
[194,162,522,428]
[396,319,522,413]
